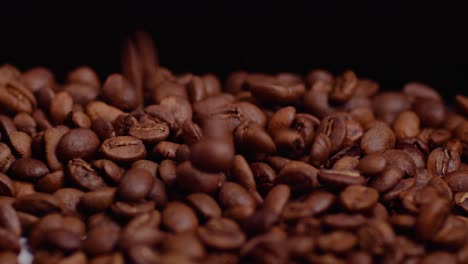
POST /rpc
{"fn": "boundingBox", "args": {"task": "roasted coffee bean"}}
[318,231,357,253]
[234,122,276,154]
[219,182,255,220]
[231,155,262,202]
[101,74,138,111]
[118,168,154,202]
[186,192,222,220]
[64,83,99,106]
[66,66,100,87]
[247,75,305,105]
[277,161,319,192]
[309,132,332,166]
[0,80,36,114]
[129,121,170,144]
[54,188,84,216]
[176,161,222,193]
[357,153,387,175]
[13,180,35,197]
[318,169,365,188]
[454,192,468,212]
[10,158,49,181]
[45,228,82,252]
[382,149,416,177]
[431,215,467,249]
[13,193,61,215]
[339,185,379,212]
[84,225,120,256]
[44,126,70,171]
[190,139,234,172]
[9,130,32,158]
[0,227,20,251]
[421,252,457,264]
[86,101,123,124]
[198,218,246,250]
[368,166,405,192]
[372,92,411,124]
[67,159,106,191]
[0,143,15,174]
[443,170,468,192]
[100,136,146,163]
[92,159,123,184]
[0,173,15,196]
[159,159,177,186]
[361,124,396,154]
[427,148,460,177]
[57,128,100,162]
[393,110,420,139]
[273,129,305,158]
[413,98,446,128]
[163,233,205,259]
[147,178,167,208]
[358,219,396,255]
[152,141,180,161]
[416,198,451,241]
[14,112,37,136]
[162,201,198,233]
[0,202,21,236]
[111,201,155,219]
[80,187,116,213]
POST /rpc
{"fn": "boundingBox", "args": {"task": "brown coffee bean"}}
[403,82,442,101]
[160,96,192,133]
[44,126,70,171]
[92,159,124,184]
[118,168,154,202]
[54,188,84,216]
[329,70,357,103]
[67,159,106,191]
[247,75,305,105]
[101,73,138,111]
[372,92,411,124]
[234,122,276,154]
[159,159,177,186]
[413,98,446,128]
[0,202,21,236]
[9,158,48,182]
[382,149,416,177]
[0,173,16,196]
[393,110,420,139]
[186,192,222,220]
[36,170,65,193]
[267,106,296,135]
[162,201,198,233]
[128,121,170,144]
[13,112,37,136]
[273,129,305,158]
[49,91,73,125]
[357,153,387,175]
[358,219,395,255]
[284,191,335,221]
[152,141,180,161]
[190,139,234,172]
[0,80,36,114]
[219,182,255,220]
[181,120,203,145]
[369,166,405,192]
[163,233,205,259]
[231,155,262,203]
[86,101,123,123]
[427,148,460,177]
[91,118,115,141]
[318,231,357,253]
[390,213,416,230]
[147,178,167,208]
[309,132,332,166]
[455,94,468,115]
[56,128,100,162]
[8,131,32,158]
[454,192,468,212]
[443,170,468,192]
[84,225,120,256]
[416,197,451,241]
[64,83,99,106]
[277,161,319,192]
[66,66,100,87]
[45,228,82,253]
[360,124,396,154]
[118,224,163,250]
[100,136,146,163]
[431,215,467,249]
[176,161,222,193]
[80,187,116,213]
[318,169,365,188]
[0,143,15,174]
[13,193,61,215]
[198,218,246,250]
[339,185,379,212]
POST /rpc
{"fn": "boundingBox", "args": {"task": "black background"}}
[1,1,466,100]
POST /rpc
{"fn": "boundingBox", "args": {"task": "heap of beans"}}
[1,31,468,264]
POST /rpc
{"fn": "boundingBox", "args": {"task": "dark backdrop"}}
[1,1,466,100]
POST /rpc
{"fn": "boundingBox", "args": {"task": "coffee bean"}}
[0,143,15,174]
[186,192,222,220]
[84,225,120,256]
[13,193,61,215]
[413,98,446,128]
[100,136,146,163]
[393,110,420,139]
[162,201,198,233]
[318,231,357,253]
[427,148,460,177]
[361,124,396,154]
[101,74,138,111]
[0,228,20,251]
[318,169,365,188]
[152,141,180,161]
[190,139,234,172]
[273,129,305,158]
[128,121,170,144]
[443,170,468,192]
[358,219,395,255]
[44,126,69,171]
[9,130,32,158]
[416,198,451,241]
[421,252,457,264]
[45,228,82,252]
[0,202,21,236]
[176,161,222,193]
[0,80,36,114]
[118,168,154,202]
[14,112,37,136]
[9,157,48,182]
[329,70,358,103]
[454,192,468,212]
[234,122,276,154]
[80,187,116,213]
[54,188,84,216]
[163,233,205,259]
[36,170,65,193]
[339,185,379,212]
[431,215,467,249]
[219,182,255,220]
[67,159,106,191]
[198,218,246,250]
[372,92,411,124]
[86,101,123,124]
[277,161,319,192]
[0,251,17,264]
[247,75,305,105]
[92,159,123,184]
[64,83,99,106]
[159,159,177,186]
[181,120,203,145]
[0,173,15,196]
[368,166,405,192]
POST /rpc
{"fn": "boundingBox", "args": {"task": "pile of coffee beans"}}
[1,31,468,264]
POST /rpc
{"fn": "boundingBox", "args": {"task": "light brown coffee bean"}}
[162,201,198,233]
[100,136,146,163]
